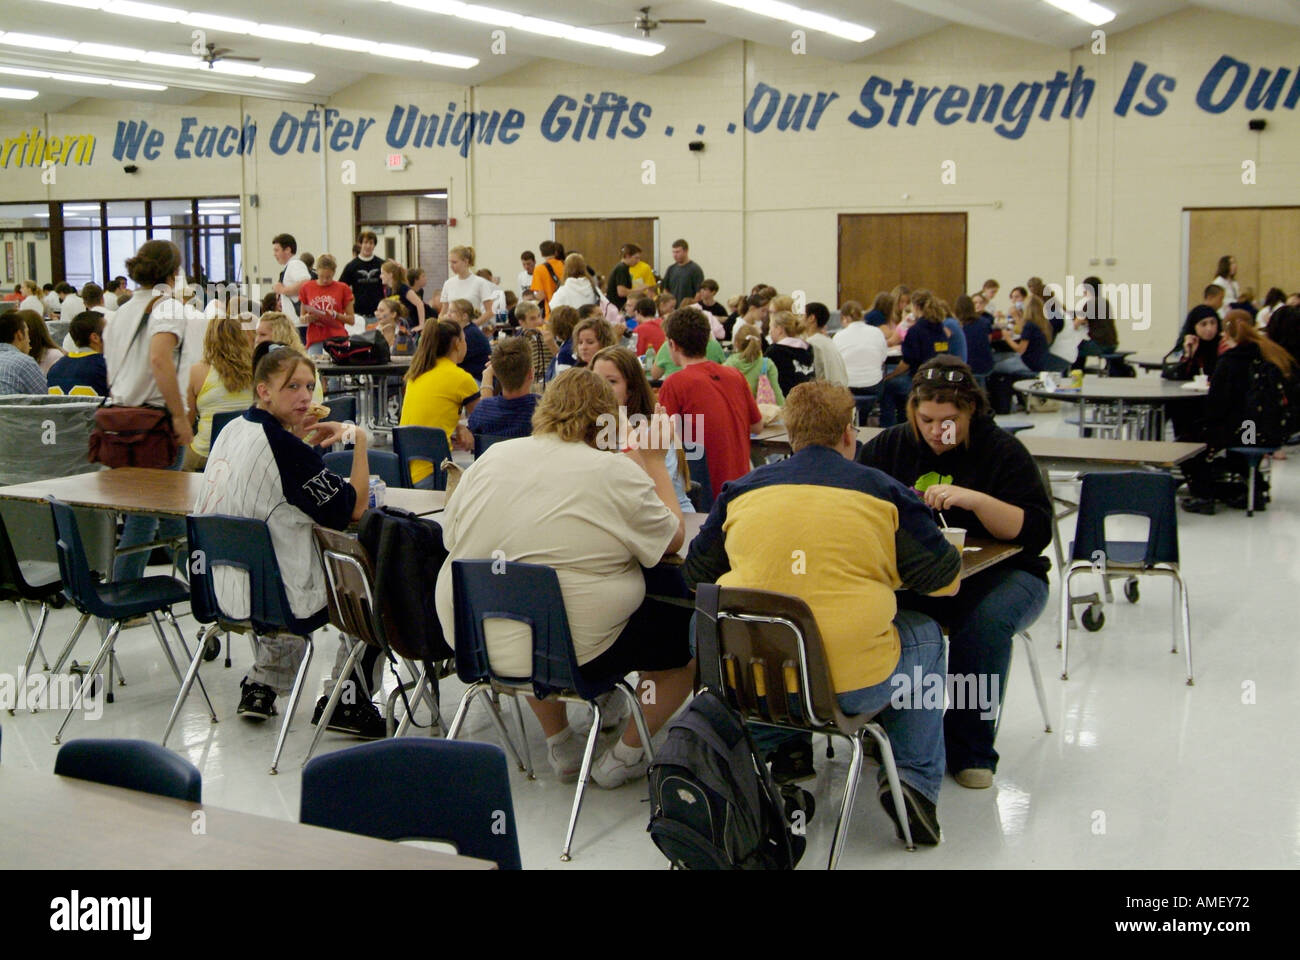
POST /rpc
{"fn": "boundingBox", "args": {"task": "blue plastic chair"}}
[446,559,654,861]
[165,514,329,773]
[322,394,357,425]
[1225,446,1279,517]
[687,448,713,513]
[472,433,511,459]
[301,738,520,869]
[55,738,202,803]
[323,450,403,489]
[210,409,244,448]
[46,498,209,744]
[1,510,63,700]
[393,425,451,491]
[1059,472,1191,685]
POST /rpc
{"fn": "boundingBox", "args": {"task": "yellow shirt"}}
[398,357,479,483]
[628,261,656,294]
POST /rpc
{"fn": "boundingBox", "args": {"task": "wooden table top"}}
[0,467,448,518]
[0,767,494,870]
[1013,377,1198,402]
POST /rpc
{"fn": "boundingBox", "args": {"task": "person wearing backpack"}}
[725,325,785,406]
[1180,310,1297,514]
[684,381,962,845]
[531,240,566,318]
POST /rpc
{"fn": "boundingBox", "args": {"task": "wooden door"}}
[553,217,656,285]
[1187,209,1259,308]
[1258,208,1300,299]
[838,213,967,309]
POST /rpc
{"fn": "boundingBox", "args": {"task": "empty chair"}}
[323,449,403,489]
[46,498,211,743]
[1060,471,1191,684]
[301,738,520,869]
[446,559,654,862]
[693,583,915,869]
[321,394,358,425]
[55,738,202,803]
[165,514,328,773]
[0,510,63,703]
[392,425,451,491]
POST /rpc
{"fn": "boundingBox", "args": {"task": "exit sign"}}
[386,153,407,170]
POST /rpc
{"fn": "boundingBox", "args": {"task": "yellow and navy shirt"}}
[46,350,108,397]
[683,444,960,693]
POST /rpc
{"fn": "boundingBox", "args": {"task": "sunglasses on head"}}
[920,367,970,384]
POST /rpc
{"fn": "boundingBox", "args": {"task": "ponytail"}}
[407,320,464,382]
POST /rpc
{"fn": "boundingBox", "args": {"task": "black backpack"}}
[1241,356,1294,447]
[323,330,391,366]
[647,690,805,869]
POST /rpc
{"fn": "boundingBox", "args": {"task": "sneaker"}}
[311,695,387,739]
[768,737,816,785]
[591,744,649,789]
[547,728,586,783]
[1180,496,1217,516]
[877,780,942,846]
[595,689,631,733]
[237,678,277,721]
[954,767,993,789]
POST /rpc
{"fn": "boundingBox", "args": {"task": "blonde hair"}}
[563,253,588,281]
[451,298,477,322]
[732,324,764,363]
[769,310,805,339]
[21,280,40,297]
[770,295,794,314]
[839,300,865,324]
[531,367,616,446]
[1022,295,1054,343]
[204,315,253,392]
[315,254,337,272]
[450,245,476,267]
[382,260,408,287]
[258,311,307,354]
[785,382,855,452]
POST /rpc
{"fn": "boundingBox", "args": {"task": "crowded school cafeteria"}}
[0,0,1297,886]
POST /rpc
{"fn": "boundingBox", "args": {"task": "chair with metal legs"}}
[1006,632,1052,735]
[1059,472,1191,684]
[392,425,452,491]
[693,583,915,869]
[1,512,64,710]
[55,738,202,803]
[46,498,212,742]
[164,515,327,773]
[446,559,655,862]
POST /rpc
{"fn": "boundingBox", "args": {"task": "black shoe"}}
[1180,496,1217,515]
[877,780,942,846]
[237,678,277,720]
[768,737,816,785]
[311,694,387,739]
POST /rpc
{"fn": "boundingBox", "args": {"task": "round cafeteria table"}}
[1014,377,1204,440]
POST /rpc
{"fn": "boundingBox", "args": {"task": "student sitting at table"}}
[632,297,665,359]
[468,337,538,441]
[804,302,849,387]
[725,325,785,406]
[435,368,693,787]
[658,308,762,502]
[545,305,581,379]
[684,381,961,844]
[878,289,951,428]
[373,297,403,351]
[834,300,889,408]
[572,316,616,368]
[592,345,694,513]
[514,300,551,387]
[46,311,108,397]
[652,310,727,380]
[857,356,1053,789]
[764,310,816,396]
[955,294,994,383]
[991,295,1064,380]
[194,346,385,737]
[1070,277,1121,373]
[446,298,492,381]
[183,315,254,471]
[256,312,324,403]
[400,320,480,475]
[1166,290,1224,382]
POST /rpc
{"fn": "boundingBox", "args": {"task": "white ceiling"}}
[0,0,1296,114]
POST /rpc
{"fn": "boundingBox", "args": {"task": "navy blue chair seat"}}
[323,449,403,490]
[90,577,190,620]
[321,394,358,425]
[55,738,202,803]
[393,425,451,491]
[301,738,520,869]
[209,409,244,448]
[1,510,65,698]
[472,433,511,459]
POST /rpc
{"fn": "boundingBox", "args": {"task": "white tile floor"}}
[3,408,1297,869]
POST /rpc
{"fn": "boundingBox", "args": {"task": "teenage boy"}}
[633,298,665,357]
[0,312,48,394]
[656,308,761,501]
[517,251,536,297]
[662,239,704,304]
[469,337,540,439]
[805,302,849,386]
[531,241,566,317]
[606,243,653,311]
[46,311,108,396]
[339,230,386,329]
[271,233,310,325]
[697,279,727,318]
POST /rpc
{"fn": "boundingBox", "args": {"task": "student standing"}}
[271,233,310,325]
[531,240,566,318]
[662,239,704,304]
[605,243,652,312]
[298,254,354,355]
[339,230,387,328]
[438,246,496,322]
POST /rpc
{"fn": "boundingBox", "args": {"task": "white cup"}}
[942,527,967,551]
[1194,374,1209,389]
[1040,372,1056,391]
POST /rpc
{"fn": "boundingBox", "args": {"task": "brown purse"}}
[88,296,181,469]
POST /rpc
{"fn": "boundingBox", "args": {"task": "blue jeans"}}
[113,447,186,583]
[992,353,1035,378]
[748,609,948,805]
[306,340,325,357]
[899,566,1049,774]
[878,374,912,427]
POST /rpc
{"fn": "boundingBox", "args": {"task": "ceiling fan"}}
[197,42,261,69]
[593,6,708,38]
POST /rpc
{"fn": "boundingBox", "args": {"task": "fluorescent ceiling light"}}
[0,67,50,78]
[423,51,479,69]
[375,43,430,61]
[515,17,568,38]
[390,0,467,13]
[49,72,112,84]
[0,65,166,89]
[180,12,257,34]
[314,34,378,53]
[1042,0,1116,26]
[456,5,521,27]
[211,60,262,76]
[256,67,314,83]
[140,51,203,68]
[706,0,874,43]
[385,0,663,56]
[103,1,186,21]
[111,79,168,90]
[257,26,321,44]
[0,33,80,52]
[0,87,39,100]
[72,42,145,61]
[36,0,101,7]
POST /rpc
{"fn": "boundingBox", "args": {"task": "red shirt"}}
[658,361,762,501]
[635,318,666,357]
[299,280,354,345]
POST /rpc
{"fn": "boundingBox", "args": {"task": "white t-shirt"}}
[178,300,209,414]
[102,291,118,310]
[20,295,45,315]
[63,305,112,353]
[516,269,533,295]
[435,434,678,677]
[440,273,496,313]
[549,277,599,311]
[103,289,187,407]
[60,293,86,320]
[808,331,849,387]
[1050,322,1087,362]
[44,292,60,315]
[278,257,311,323]
[833,322,888,388]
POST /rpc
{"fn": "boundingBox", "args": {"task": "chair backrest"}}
[300,738,520,869]
[694,583,848,733]
[473,433,509,459]
[688,448,713,513]
[0,509,38,599]
[451,559,596,700]
[48,497,105,616]
[312,525,384,649]
[55,738,202,803]
[1071,471,1179,566]
[392,425,450,490]
[210,409,243,448]
[323,449,403,489]
[186,514,300,633]
[322,394,357,425]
